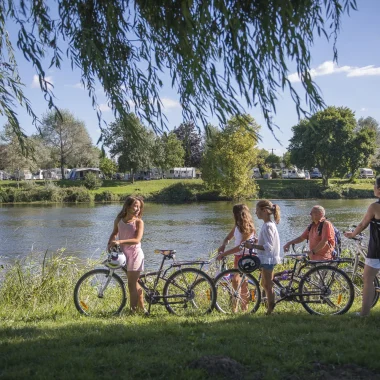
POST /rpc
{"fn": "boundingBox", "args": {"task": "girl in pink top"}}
[108,196,145,312]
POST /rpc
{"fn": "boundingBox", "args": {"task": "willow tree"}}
[0,0,357,146]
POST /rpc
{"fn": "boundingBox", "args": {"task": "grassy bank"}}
[1,252,380,379]
[0,178,376,204]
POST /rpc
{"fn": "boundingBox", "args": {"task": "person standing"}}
[344,178,380,316]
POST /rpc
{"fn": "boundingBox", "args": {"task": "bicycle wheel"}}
[338,259,380,308]
[299,265,354,315]
[163,268,216,316]
[214,269,261,314]
[74,269,126,316]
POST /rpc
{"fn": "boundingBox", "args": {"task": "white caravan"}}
[164,167,196,179]
[359,168,374,179]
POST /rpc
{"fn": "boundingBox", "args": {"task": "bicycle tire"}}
[74,269,126,316]
[163,268,216,316]
[337,258,380,308]
[214,269,261,314]
[299,265,354,315]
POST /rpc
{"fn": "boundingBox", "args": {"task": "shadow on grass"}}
[1,310,380,379]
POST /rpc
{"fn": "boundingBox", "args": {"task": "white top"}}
[256,221,281,265]
[234,226,255,256]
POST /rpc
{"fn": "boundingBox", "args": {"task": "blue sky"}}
[1,1,380,156]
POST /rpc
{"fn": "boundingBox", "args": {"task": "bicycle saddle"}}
[154,249,176,256]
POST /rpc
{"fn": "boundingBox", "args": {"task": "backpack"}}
[307,219,342,258]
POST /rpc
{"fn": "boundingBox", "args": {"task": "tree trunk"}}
[322,175,329,187]
[131,169,134,184]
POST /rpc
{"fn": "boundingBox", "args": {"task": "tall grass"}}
[0,250,102,320]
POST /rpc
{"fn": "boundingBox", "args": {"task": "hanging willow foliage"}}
[0,0,357,147]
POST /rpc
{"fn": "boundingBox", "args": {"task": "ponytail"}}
[256,199,281,224]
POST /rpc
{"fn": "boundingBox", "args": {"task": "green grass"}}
[1,252,380,378]
[1,308,380,379]
[0,178,376,203]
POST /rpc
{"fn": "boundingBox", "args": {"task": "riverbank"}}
[0,178,375,204]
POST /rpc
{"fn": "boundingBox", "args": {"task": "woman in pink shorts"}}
[108,196,145,312]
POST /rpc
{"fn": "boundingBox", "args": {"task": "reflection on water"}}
[0,199,374,270]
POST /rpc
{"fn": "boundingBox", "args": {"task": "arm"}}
[344,204,375,239]
[283,235,306,252]
[217,229,252,259]
[115,219,144,245]
[107,218,119,251]
[218,227,235,253]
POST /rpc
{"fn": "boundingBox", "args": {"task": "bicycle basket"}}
[238,254,261,274]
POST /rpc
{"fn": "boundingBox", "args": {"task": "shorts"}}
[365,258,380,270]
[124,249,144,272]
[260,264,275,271]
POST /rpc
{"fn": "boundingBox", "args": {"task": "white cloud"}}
[288,61,380,83]
[31,74,54,88]
[98,103,111,112]
[161,97,181,109]
[65,82,85,89]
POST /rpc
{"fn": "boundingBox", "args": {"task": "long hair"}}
[256,199,281,224]
[117,196,144,220]
[233,204,256,235]
[376,177,380,188]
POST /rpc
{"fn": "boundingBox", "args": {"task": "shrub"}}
[83,172,103,190]
[94,191,120,202]
[321,187,342,199]
[62,187,93,202]
[21,180,37,190]
[152,183,198,203]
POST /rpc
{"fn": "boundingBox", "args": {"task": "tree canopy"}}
[0,0,357,145]
[201,115,259,198]
[288,106,376,186]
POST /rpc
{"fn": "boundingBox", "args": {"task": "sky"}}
[1,0,380,156]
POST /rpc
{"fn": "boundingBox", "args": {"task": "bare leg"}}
[261,269,275,315]
[127,271,144,312]
[361,265,379,316]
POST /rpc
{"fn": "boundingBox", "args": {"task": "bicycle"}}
[269,249,355,315]
[337,228,380,307]
[74,248,217,317]
[213,256,261,314]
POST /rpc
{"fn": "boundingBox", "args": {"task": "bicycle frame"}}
[132,252,211,314]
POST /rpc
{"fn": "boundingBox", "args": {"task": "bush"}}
[94,191,120,202]
[342,188,373,198]
[83,172,103,190]
[62,187,93,202]
[321,187,342,199]
[151,183,198,203]
[21,180,37,190]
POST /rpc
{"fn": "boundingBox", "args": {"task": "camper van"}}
[359,168,374,179]
[282,167,305,179]
[69,168,102,180]
[164,167,196,179]
[252,167,261,179]
[14,169,33,180]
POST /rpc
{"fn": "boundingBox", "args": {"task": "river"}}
[0,199,374,269]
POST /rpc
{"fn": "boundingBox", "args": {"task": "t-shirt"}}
[300,219,334,260]
[256,221,281,265]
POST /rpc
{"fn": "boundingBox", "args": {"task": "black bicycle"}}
[271,249,355,315]
[74,249,217,317]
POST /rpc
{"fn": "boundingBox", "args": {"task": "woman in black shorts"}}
[344,177,380,316]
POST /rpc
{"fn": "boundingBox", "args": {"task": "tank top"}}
[233,226,255,256]
[368,217,380,259]
[118,219,143,256]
